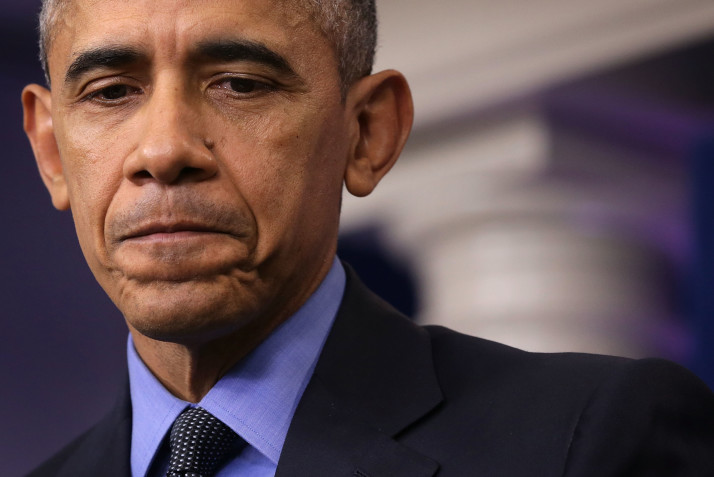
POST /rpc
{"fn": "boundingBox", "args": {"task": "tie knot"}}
[167,407,244,477]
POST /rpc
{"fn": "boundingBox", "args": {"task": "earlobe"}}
[344,70,414,197]
[22,84,70,211]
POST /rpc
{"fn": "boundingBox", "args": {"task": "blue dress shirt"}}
[127,258,346,477]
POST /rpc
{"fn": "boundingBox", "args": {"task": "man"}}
[21,0,714,476]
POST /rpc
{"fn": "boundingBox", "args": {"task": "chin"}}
[129,312,241,344]
[116,279,259,344]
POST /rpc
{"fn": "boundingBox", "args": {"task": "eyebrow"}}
[65,47,144,85]
[193,39,297,77]
[63,40,298,86]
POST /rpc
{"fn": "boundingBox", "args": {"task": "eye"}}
[84,83,139,103]
[212,76,276,96]
[99,84,129,100]
[228,78,259,93]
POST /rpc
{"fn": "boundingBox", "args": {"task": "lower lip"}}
[113,230,246,279]
[125,231,222,244]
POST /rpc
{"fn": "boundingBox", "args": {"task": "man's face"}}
[40,0,352,342]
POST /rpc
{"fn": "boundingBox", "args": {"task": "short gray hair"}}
[38,0,68,84]
[38,0,377,91]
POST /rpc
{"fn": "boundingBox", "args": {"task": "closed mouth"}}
[120,222,231,241]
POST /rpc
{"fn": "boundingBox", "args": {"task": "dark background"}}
[2,3,129,475]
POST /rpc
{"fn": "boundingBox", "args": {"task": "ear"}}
[343,69,414,197]
[22,84,69,210]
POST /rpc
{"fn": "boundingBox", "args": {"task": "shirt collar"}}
[128,258,345,477]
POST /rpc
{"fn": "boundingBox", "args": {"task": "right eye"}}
[84,83,140,104]
[96,84,130,100]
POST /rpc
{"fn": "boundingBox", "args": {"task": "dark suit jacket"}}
[28,270,714,476]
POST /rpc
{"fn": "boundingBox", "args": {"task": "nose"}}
[124,84,218,185]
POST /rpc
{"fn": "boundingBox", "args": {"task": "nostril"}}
[130,166,211,184]
[132,170,153,181]
[181,166,210,180]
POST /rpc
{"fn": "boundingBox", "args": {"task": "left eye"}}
[215,77,274,95]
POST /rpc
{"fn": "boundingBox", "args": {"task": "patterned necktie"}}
[166,407,245,477]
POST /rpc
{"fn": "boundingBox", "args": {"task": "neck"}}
[130,318,282,402]
[129,256,337,402]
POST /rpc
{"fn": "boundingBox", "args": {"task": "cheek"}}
[58,115,125,197]
[56,118,127,267]
[258,109,345,197]
[217,105,347,250]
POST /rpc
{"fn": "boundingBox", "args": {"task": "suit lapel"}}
[277,267,443,477]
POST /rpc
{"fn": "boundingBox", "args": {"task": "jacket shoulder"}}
[423,324,711,399]
[424,324,627,391]
[415,325,714,476]
[26,431,92,477]
[25,386,131,477]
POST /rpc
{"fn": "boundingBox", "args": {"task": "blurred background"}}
[2,0,714,475]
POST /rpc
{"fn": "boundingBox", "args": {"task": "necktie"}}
[166,407,245,477]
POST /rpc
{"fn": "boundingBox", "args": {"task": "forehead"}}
[48,0,326,78]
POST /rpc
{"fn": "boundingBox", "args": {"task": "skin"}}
[23,0,413,402]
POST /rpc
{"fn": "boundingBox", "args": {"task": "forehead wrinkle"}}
[67,0,188,56]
